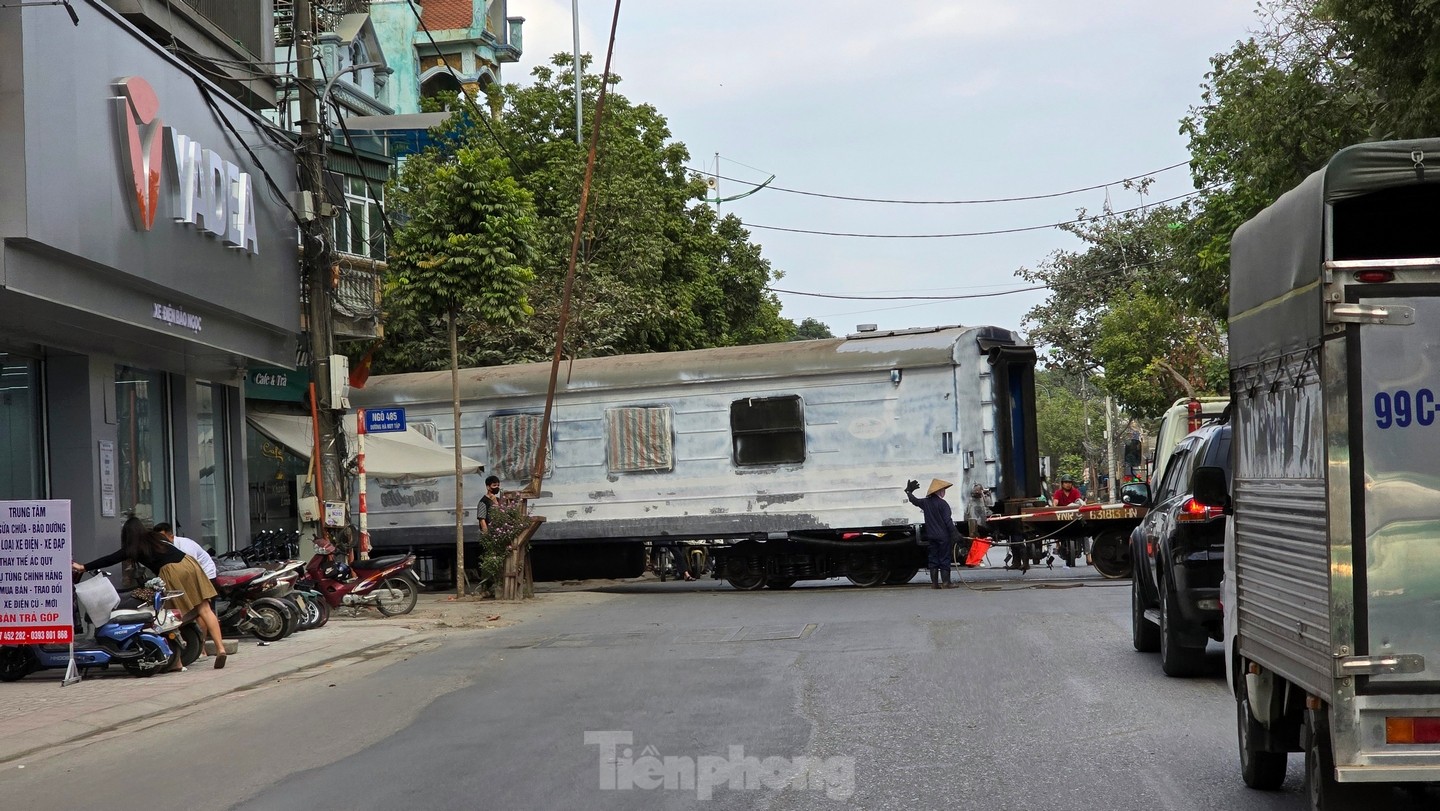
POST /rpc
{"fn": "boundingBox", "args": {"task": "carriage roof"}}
[353,324,1023,406]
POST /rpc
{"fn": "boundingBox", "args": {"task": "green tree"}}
[378,56,794,373]
[1034,369,1090,476]
[792,318,834,340]
[384,142,539,595]
[1324,0,1440,139]
[1092,290,1228,417]
[1180,0,1374,310]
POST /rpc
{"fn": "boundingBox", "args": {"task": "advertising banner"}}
[0,500,74,644]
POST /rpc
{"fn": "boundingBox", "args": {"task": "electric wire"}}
[194,79,305,229]
[402,0,519,173]
[318,59,396,242]
[740,187,1213,239]
[689,159,1192,205]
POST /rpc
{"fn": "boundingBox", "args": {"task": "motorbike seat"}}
[106,610,154,625]
[351,554,408,571]
[215,568,268,588]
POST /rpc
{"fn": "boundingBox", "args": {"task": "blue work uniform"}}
[908,492,958,568]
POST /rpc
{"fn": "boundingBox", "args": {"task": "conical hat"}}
[926,478,953,496]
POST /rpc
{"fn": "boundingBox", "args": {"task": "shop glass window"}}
[114,366,170,523]
[0,355,44,499]
[486,413,551,481]
[730,396,805,466]
[196,383,231,554]
[605,406,674,473]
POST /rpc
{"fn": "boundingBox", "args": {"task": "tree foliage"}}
[1324,0,1440,139]
[374,56,793,373]
[792,318,834,340]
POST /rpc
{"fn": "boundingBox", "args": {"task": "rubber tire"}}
[1132,575,1160,652]
[1238,694,1287,790]
[1305,710,1363,811]
[178,623,204,667]
[285,595,310,631]
[122,637,169,677]
[303,595,330,629]
[1060,540,1077,568]
[1160,577,1207,677]
[249,603,291,642]
[1090,529,1133,579]
[885,567,921,585]
[376,575,420,616]
[0,646,34,681]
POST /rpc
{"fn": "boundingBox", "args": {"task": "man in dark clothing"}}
[906,478,959,589]
[478,475,501,534]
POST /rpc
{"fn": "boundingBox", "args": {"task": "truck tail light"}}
[1354,269,1395,284]
[1386,716,1440,744]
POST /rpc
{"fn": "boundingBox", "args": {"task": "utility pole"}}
[295,0,347,551]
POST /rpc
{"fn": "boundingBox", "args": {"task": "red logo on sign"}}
[114,77,164,230]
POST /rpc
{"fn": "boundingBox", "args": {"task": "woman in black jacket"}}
[73,516,228,669]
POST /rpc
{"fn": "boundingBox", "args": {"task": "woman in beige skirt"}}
[74,517,228,670]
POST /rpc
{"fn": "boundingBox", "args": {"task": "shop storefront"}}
[0,3,300,559]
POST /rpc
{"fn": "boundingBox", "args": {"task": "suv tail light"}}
[1176,497,1222,523]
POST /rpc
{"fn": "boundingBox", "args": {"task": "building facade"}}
[0,2,301,561]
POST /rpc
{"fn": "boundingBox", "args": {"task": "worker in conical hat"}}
[905,477,959,589]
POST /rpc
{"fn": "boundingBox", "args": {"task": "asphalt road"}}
[2,570,1435,810]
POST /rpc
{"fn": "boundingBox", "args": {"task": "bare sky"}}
[509,1,1259,338]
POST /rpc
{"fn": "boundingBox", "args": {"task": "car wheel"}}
[1238,694,1287,790]
[1160,577,1206,677]
[1132,574,1160,652]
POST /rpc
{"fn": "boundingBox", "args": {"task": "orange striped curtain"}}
[605,407,674,472]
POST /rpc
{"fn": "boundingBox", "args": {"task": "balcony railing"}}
[332,251,384,341]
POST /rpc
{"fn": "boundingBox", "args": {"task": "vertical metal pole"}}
[296,0,345,547]
[357,410,368,560]
[572,0,583,145]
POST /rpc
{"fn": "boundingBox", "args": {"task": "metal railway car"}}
[350,324,1043,588]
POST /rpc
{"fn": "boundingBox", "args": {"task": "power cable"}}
[318,60,395,242]
[688,159,1191,205]
[194,79,304,229]
[740,187,1212,239]
[402,0,519,173]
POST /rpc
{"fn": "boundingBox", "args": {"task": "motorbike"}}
[304,551,420,615]
[213,566,299,642]
[0,573,177,681]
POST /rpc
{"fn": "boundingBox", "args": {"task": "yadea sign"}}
[111,76,260,255]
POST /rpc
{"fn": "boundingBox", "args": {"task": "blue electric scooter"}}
[0,573,176,682]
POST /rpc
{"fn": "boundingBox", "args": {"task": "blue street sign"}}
[363,407,406,433]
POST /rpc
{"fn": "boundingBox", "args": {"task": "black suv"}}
[1128,419,1230,676]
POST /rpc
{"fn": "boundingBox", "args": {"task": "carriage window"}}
[486,413,551,480]
[730,396,805,466]
[606,407,674,473]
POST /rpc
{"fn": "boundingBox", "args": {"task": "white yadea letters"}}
[112,76,259,255]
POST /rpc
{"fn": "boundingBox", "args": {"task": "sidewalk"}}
[0,591,568,765]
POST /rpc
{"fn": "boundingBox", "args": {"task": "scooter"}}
[213,567,298,642]
[304,551,420,615]
[0,573,177,681]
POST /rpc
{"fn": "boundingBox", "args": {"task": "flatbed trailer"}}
[985,502,1145,578]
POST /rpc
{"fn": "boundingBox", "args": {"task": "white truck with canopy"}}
[1210,139,1440,809]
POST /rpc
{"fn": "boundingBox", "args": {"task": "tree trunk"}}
[502,514,545,601]
[451,307,466,598]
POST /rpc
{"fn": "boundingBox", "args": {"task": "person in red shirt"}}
[1052,475,1085,507]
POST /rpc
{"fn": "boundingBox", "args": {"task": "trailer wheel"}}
[1305,708,1364,811]
[847,571,888,588]
[885,567,920,585]
[1090,529,1132,579]
[726,571,766,591]
[1238,694,1287,790]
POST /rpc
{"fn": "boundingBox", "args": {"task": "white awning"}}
[247,411,483,481]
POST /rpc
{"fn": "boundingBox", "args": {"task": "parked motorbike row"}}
[0,540,422,682]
